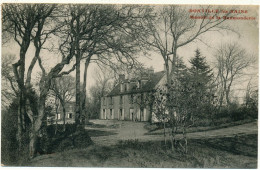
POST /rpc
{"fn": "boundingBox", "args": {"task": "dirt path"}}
[87,120,257,146]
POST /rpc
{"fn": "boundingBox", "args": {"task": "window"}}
[125,84,127,91]
[120,109,124,120]
[140,108,144,121]
[57,114,61,120]
[67,113,72,119]
[141,93,144,101]
[103,109,106,119]
[110,97,113,105]
[68,105,73,112]
[110,109,113,119]
[120,95,123,104]
[103,97,106,106]
[130,108,134,121]
[130,94,134,104]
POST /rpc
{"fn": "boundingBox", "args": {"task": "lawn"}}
[26,134,257,168]
[145,118,256,135]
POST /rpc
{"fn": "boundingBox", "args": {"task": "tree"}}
[214,43,255,107]
[142,5,235,85]
[244,80,258,118]
[166,57,191,153]
[69,5,151,124]
[50,75,76,130]
[1,54,18,109]
[188,49,214,118]
[151,88,168,145]
[2,4,57,159]
[152,55,215,153]
[3,4,153,158]
[86,67,114,120]
[139,5,236,152]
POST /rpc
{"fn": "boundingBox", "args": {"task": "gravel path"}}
[87,120,257,146]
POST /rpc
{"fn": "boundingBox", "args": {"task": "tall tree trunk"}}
[226,79,233,106]
[219,90,224,109]
[29,130,37,159]
[168,47,178,152]
[75,40,81,125]
[170,127,175,151]
[163,119,166,146]
[55,95,59,135]
[29,96,46,158]
[17,94,24,155]
[61,101,66,131]
[82,57,91,124]
[15,46,28,159]
[183,125,188,154]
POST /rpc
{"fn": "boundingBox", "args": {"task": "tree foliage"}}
[214,43,255,106]
[188,49,215,118]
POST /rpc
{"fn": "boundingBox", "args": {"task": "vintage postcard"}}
[1,1,259,168]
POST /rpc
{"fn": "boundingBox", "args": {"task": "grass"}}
[145,118,256,135]
[87,130,117,137]
[26,134,257,168]
[85,122,120,129]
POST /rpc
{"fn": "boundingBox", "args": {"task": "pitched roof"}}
[107,71,165,96]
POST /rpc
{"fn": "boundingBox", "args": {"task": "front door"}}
[103,109,105,119]
[110,109,112,119]
[120,109,122,120]
[111,109,114,119]
[130,109,134,121]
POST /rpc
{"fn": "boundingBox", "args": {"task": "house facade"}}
[55,102,75,123]
[100,69,165,122]
[47,101,76,125]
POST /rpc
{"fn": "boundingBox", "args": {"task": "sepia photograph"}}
[1,2,259,168]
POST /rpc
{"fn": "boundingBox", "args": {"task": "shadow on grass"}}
[85,122,107,128]
[27,134,257,168]
[193,134,257,157]
[85,122,120,129]
[87,130,117,137]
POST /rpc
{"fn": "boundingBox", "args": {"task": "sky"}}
[89,5,259,100]
[1,4,259,101]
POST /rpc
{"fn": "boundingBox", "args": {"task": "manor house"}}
[100,68,166,122]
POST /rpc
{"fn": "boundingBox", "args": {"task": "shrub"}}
[216,103,256,122]
[38,124,93,154]
[230,108,245,121]
[1,100,19,165]
[215,107,230,119]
